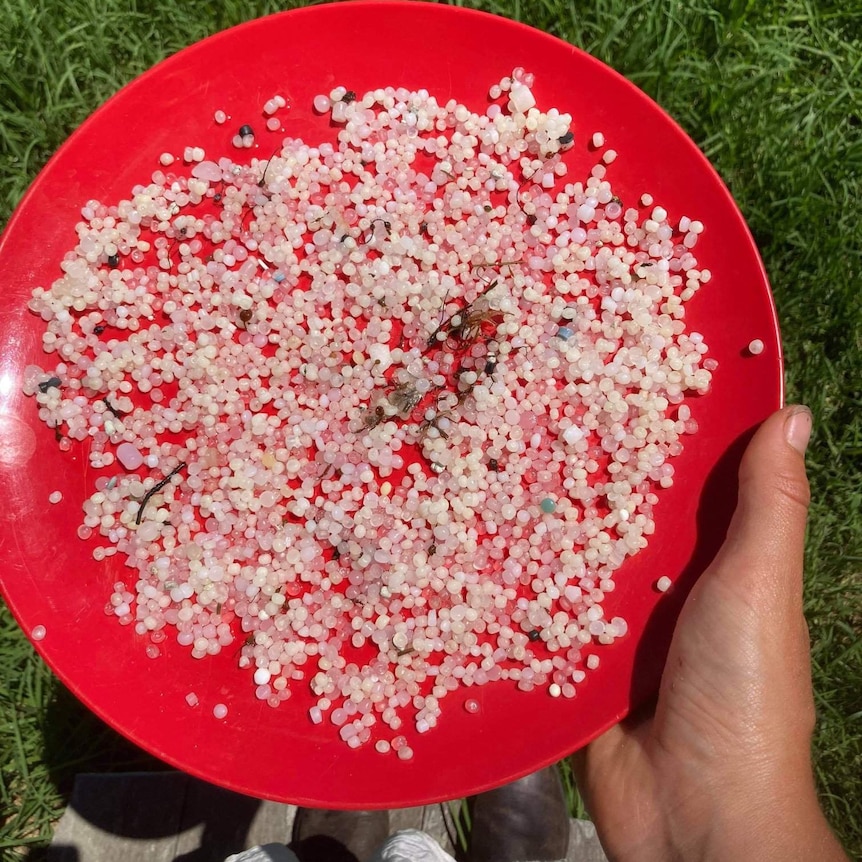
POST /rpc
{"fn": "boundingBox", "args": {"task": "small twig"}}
[258,145,282,188]
[471,260,522,281]
[102,398,125,419]
[365,217,391,243]
[426,280,499,347]
[136,462,187,525]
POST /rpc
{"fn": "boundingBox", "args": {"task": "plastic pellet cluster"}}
[24,69,715,754]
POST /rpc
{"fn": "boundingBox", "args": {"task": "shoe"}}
[291,807,389,862]
[466,766,570,862]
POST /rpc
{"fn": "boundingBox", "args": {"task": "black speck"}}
[342,90,357,104]
[239,124,254,138]
[558,131,574,146]
[214,192,223,202]
[526,213,537,225]
[488,458,499,472]
[94,324,105,335]
[528,629,541,642]
[107,253,119,268]
[484,359,497,375]
[103,398,124,418]
[38,376,61,394]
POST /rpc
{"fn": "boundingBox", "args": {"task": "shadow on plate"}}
[627,422,757,713]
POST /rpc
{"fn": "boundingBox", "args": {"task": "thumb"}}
[710,404,812,612]
[661,404,817,762]
[571,407,815,833]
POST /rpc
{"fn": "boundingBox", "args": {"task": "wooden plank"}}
[420,804,457,855]
[388,804,424,834]
[48,773,298,862]
[566,819,609,862]
[245,800,296,849]
[173,779,294,860]
[49,773,607,862]
[48,772,189,862]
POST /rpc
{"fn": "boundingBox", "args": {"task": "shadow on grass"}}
[23,682,165,861]
[23,684,270,861]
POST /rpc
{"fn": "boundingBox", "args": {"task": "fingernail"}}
[784,406,812,455]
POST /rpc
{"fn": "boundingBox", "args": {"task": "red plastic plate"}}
[0,2,781,807]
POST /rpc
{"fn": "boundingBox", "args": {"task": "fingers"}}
[575,408,815,789]
[710,405,812,612]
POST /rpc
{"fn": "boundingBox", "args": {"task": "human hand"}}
[572,406,850,862]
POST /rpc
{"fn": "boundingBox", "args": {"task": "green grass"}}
[0,606,165,857]
[1,0,860,858]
